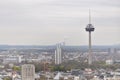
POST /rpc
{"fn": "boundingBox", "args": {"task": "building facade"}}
[3,55,22,64]
[55,44,62,64]
[21,64,35,80]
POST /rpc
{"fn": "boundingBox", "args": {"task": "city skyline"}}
[0,0,119,45]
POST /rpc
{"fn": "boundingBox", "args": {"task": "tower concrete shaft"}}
[88,32,92,65]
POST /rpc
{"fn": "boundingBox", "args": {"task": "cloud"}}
[0,0,119,45]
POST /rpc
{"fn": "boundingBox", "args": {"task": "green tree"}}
[12,66,21,71]
[3,77,12,80]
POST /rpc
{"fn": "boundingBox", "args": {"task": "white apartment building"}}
[55,44,62,64]
[21,64,35,80]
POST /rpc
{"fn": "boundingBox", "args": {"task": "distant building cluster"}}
[0,47,119,65]
[3,55,22,64]
[0,46,119,80]
[1,63,120,80]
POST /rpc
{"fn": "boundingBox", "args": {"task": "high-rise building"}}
[55,44,62,64]
[21,64,35,80]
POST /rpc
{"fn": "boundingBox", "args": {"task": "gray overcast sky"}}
[0,0,119,45]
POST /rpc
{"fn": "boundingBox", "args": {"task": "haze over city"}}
[0,0,119,45]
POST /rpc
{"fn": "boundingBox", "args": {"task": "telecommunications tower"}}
[85,10,95,65]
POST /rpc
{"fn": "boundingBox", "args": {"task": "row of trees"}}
[3,60,120,73]
[32,60,120,72]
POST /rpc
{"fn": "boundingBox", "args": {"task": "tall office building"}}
[55,44,62,64]
[21,64,35,80]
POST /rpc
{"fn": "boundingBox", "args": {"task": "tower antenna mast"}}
[89,9,91,24]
